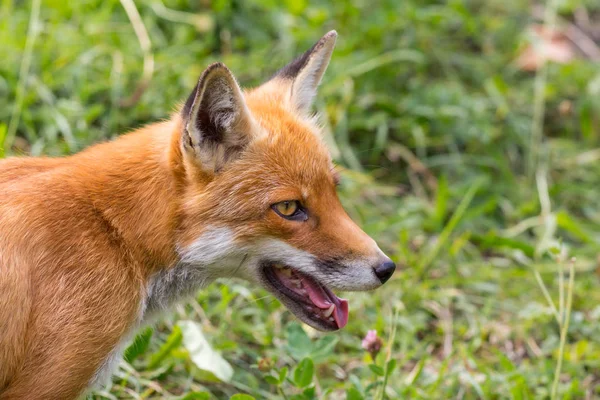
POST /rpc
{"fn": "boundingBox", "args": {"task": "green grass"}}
[2,0,600,398]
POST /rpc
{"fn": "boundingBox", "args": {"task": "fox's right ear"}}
[181,63,256,173]
[272,30,337,115]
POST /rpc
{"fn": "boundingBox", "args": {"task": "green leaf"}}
[433,174,449,229]
[493,348,516,372]
[293,357,315,388]
[556,210,592,243]
[179,392,211,400]
[302,386,316,398]
[178,320,233,383]
[278,366,289,383]
[229,395,256,400]
[123,327,153,364]
[286,323,313,360]
[346,387,365,400]
[385,359,397,377]
[364,380,383,393]
[148,325,182,369]
[405,359,425,386]
[369,364,385,376]
[471,233,535,258]
[310,335,339,363]
[264,375,280,385]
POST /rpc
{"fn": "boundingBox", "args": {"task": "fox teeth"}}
[292,279,302,288]
[323,304,335,318]
[328,317,334,322]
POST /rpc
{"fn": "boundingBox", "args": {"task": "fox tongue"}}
[303,279,349,329]
[333,298,349,329]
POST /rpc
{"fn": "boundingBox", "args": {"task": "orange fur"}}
[0,124,176,398]
[0,32,393,399]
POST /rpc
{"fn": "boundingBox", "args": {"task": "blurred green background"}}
[1,0,600,399]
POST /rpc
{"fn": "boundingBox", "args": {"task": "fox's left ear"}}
[181,62,256,173]
[273,30,337,114]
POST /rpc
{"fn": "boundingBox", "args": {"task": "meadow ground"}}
[1,1,600,399]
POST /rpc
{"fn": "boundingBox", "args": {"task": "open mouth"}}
[262,263,348,331]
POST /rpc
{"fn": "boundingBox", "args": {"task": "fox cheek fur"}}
[0,31,395,399]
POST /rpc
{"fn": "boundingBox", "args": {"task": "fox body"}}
[0,32,395,399]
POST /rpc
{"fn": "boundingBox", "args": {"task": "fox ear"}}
[274,30,337,114]
[181,63,255,173]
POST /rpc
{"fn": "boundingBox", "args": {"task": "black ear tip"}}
[272,31,337,81]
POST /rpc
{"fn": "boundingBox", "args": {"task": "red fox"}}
[0,31,395,399]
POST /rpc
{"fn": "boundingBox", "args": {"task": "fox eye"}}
[271,200,307,221]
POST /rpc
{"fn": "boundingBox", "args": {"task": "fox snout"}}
[306,207,397,289]
[321,241,396,291]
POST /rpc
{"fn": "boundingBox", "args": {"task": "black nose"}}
[374,259,396,284]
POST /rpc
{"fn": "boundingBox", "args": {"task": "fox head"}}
[174,31,395,331]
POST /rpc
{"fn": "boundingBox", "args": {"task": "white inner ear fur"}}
[291,34,336,113]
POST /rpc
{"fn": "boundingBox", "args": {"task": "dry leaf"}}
[517,24,576,71]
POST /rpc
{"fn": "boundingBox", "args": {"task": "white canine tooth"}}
[328,317,334,322]
[292,280,302,288]
[323,304,335,318]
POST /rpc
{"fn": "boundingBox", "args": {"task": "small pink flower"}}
[362,330,382,360]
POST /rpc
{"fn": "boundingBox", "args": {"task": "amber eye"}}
[274,200,298,216]
[271,200,307,221]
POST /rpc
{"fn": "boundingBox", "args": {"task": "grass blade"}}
[418,179,483,278]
